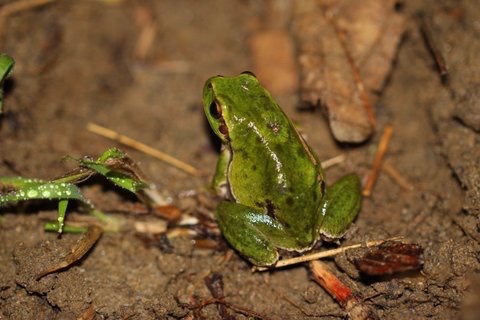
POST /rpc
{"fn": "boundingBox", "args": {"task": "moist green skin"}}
[203,73,361,266]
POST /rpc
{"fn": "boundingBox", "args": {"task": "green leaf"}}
[0,176,45,188]
[0,177,85,205]
[0,53,15,114]
[96,147,125,162]
[0,177,90,232]
[0,54,15,83]
[79,148,149,193]
[44,222,88,233]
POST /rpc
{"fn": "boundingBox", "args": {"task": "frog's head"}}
[202,72,260,142]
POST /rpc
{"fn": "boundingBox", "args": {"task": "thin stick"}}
[362,125,393,197]
[87,122,200,176]
[310,260,379,320]
[0,0,55,17]
[255,236,403,271]
[321,154,346,169]
[383,162,414,191]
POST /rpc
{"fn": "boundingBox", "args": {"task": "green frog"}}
[203,72,361,266]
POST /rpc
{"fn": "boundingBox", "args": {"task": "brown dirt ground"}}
[0,0,479,319]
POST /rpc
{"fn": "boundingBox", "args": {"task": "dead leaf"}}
[36,226,103,280]
[354,241,424,276]
[292,0,405,142]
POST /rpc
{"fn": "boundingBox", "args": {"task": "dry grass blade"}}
[87,122,200,176]
[363,125,394,197]
[36,226,103,280]
[321,154,346,169]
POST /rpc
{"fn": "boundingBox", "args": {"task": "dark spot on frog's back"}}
[286,196,294,206]
[252,164,257,171]
[265,199,276,219]
[268,122,281,134]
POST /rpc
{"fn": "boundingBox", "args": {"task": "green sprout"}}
[0,148,152,233]
[0,53,15,114]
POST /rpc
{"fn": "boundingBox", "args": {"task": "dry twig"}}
[310,260,379,320]
[87,122,200,176]
[383,162,414,191]
[362,125,393,197]
[321,154,346,169]
[255,236,403,271]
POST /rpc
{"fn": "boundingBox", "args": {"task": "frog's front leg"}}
[212,146,231,198]
[215,201,299,266]
[319,173,362,239]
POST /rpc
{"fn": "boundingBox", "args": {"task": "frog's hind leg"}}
[215,201,298,266]
[319,173,362,239]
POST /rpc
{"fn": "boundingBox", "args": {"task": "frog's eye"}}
[209,100,222,119]
[241,71,257,78]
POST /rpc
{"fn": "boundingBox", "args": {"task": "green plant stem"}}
[52,172,91,184]
[44,222,88,233]
[92,210,120,232]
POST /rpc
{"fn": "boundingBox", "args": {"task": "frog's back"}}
[227,90,324,243]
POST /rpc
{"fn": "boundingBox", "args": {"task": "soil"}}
[0,0,479,319]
